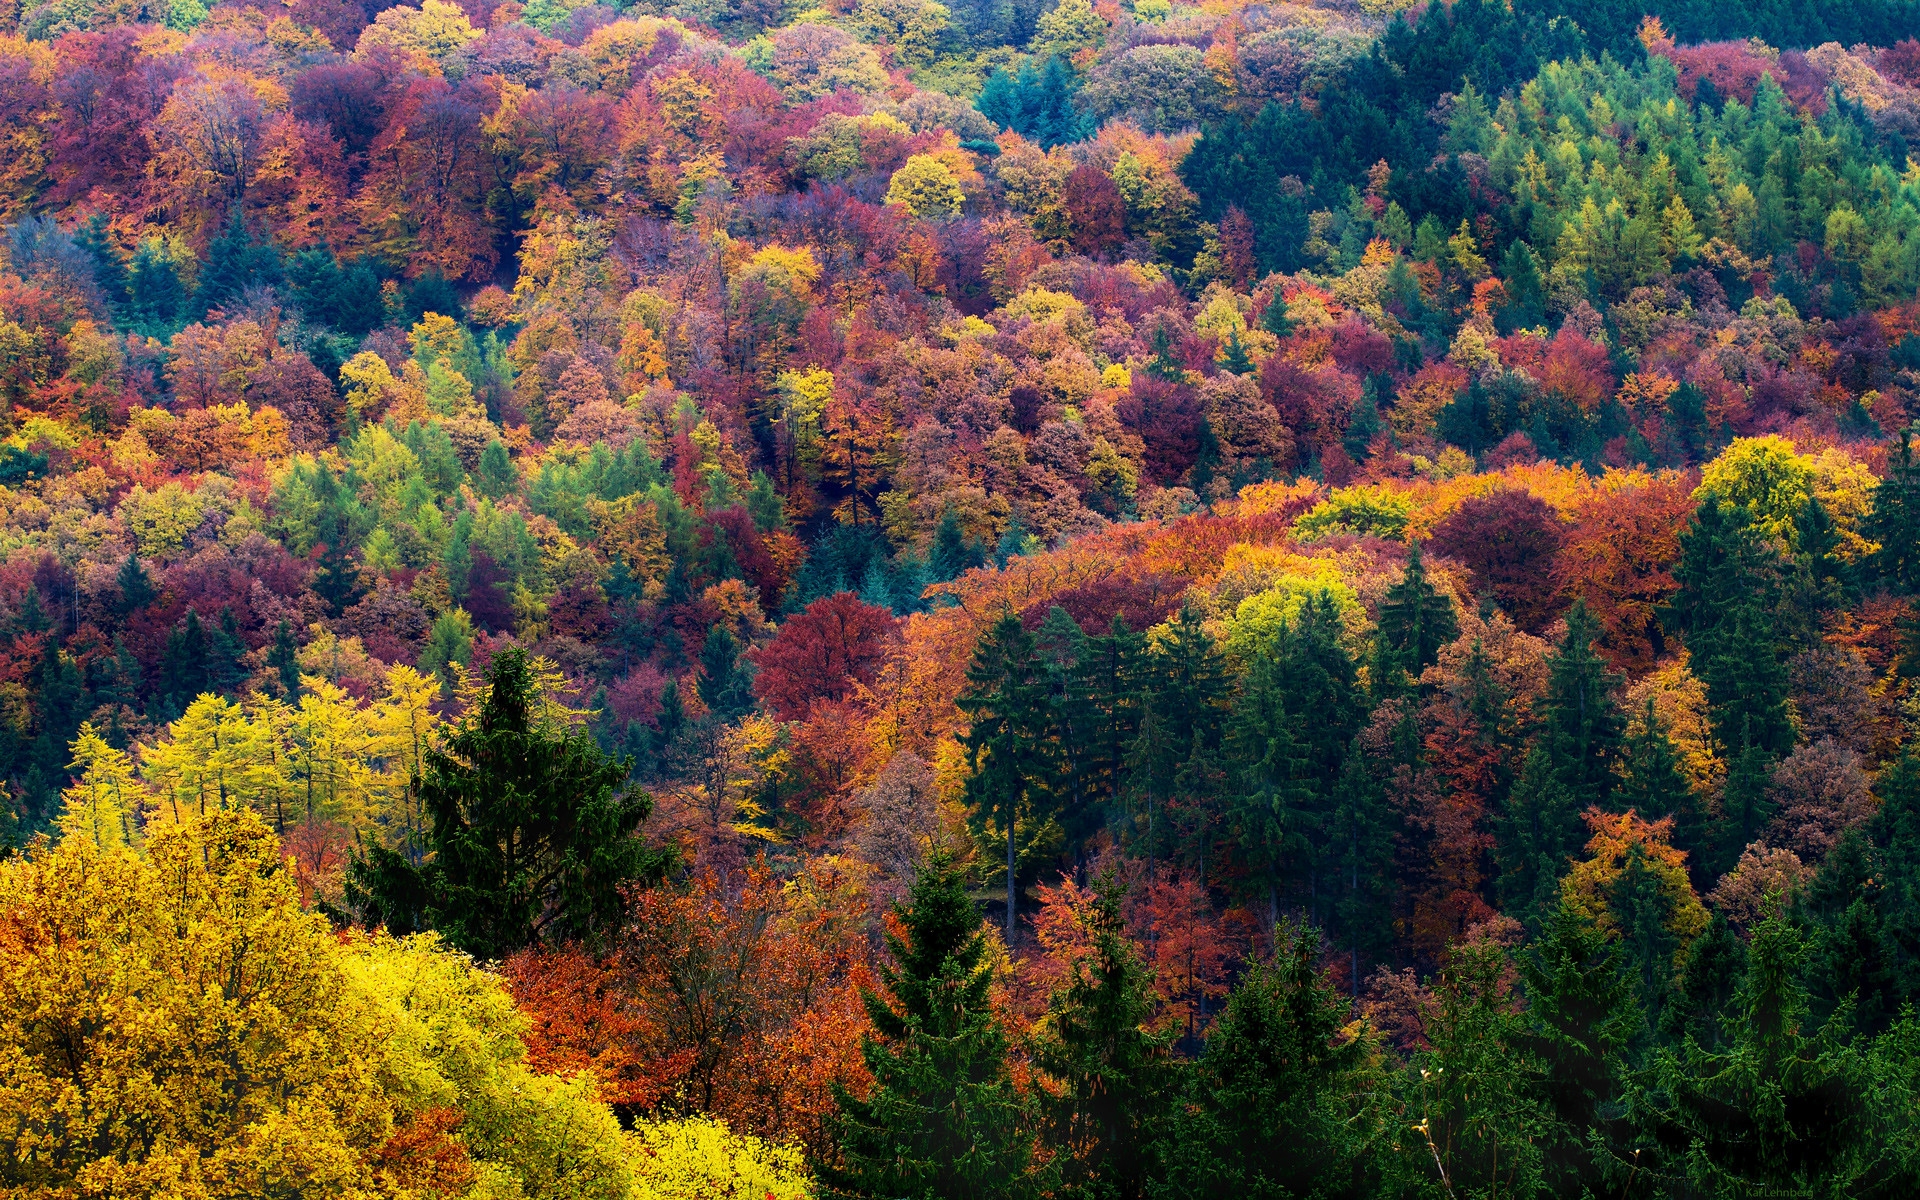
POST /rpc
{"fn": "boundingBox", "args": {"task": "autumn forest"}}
[7,0,1920,1194]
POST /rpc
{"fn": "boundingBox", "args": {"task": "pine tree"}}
[1619,698,1704,870]
[1517,899,1638,1198]
[1496,240,1547,332]
[1497,744,1581,932]
[343,648,668,959]
[696,625,755,721]
[16,587,49,635]
[1712,725,1777,880]
[114,551,155,614]
[1869,427,1920,593]
[1371,543,1458,698]
[1127,606,1228,874]
[156,608,211,720]
[308,464,364,617]
[268,619,301,699]
[1162,921,1385,1200]
[1227,652,1315,927]
[1539,600,1623,812]
[74,213,129,313]
[959,611,1058,940]
[1028,876,1174,1200]
[824,849,1039,1200]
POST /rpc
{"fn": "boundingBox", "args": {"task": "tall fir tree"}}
[1161,922,1385,1200]
[1371,542,1458,698]
[1868,426,1920,593]
[959,611,1058,940]
[1028,877,1174,1200]
[1539,600,1624,811]
[1497,744,1582,932]
[825,849,1039,1200]
[342,648,668,959]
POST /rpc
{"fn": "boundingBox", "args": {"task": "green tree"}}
[824,849,1038,1200]
[1028,877,1174,1200]
[1538,599,1623,812]
[1497,745,1581,932]
[1371,543,1458,698]
[1162,921,1385,1199]
[696,625,755,722]
[475,439,519,499]
[344,648,669,959]
[1869,428,1920,594]
[114,552,155,614]
[1619,698,1703,869]
[959,611,1058,940]
[1517,900,1638,1198]
[268,619,301,700]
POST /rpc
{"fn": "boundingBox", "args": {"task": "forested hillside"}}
[5,0,1920,1194]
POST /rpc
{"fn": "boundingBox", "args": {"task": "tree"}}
[268,619,301,700]
[114,551,155,614]
[751,592,900,721]
[1517,900,1638,1197]
[1870,428,1920,593]
[886,154,966,220]
[1429,489,1566,631]
[1619,698,1704,867]
[1538,600,1624,812]
[1161,921,1385,1200]
[345,648,670,959]
[1638,911,1878,1196]
[824,848,1039,1199]
[1371,542,1458,697]
[976,55,1087,150]
[1028,876,1175,1200]
[959,611,1058,940]
[697,625,756,722]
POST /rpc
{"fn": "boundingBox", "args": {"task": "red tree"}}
[750,591,899,721]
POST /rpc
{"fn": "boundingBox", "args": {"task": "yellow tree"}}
[367,665,445,863]
[55,723,145,851]
[141,695,291,829]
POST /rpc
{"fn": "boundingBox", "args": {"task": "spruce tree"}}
[1619,698,1703,867]
[1220,328,1254,375]
[1327,750,1395,996]
[1658,909,1745,1052]
[1028,877,1174,1200]
[268,619,301,699]
[1640,912,1878,1195]
[114,551,155,614]
[1162,922,1384,1200]
[824,849,1038,1200]
[344,648,668,959]
[696,625,755,721]
[1227,651,1315,927]
[1497,744,1581,932]
[959,611,1058,939]
[1517,899,1638,1198]
[209,606,247,695]
[1539,600,1623,812]
[1371,542,1457,697]
[1869,427,1920,593]
[1072,613,1145,814]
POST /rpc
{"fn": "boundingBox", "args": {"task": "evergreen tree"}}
[1869,427,1920,593]
[976,54,1086,150]
[1071,613,1144,814]
[156,608,211,719]
[1658,909,1746,1052]
[1517,900,1638,1198]
[1712,725,1777,880]
[1327,750,1395,995]
[475,439,519,499]
[1028,876,1174,1200]
[114,551,155,614]
[1162,922,1384,1200]
[1227,651,1315,927]
[308,464,364,617]
[16,587,50,635]
[126,236,190,337]
[1619,698,1703,866]
[1219,329,1254,375]
[931,506,985,581]
[959,611,1058,939]
[1639,911,1878,1196]
[1609,845,1680,1018]
[268,619,301,699]
[1259,293,1293,339]
[209,606,247,695]
[1539,600,1623,811]
[1497,744,1582,932]
[1666,495,1793,757]
[824,849,1039,1200]
[1495,240,1547,332]
[696,625,755,721]
[1126,606,1228,873]
[196,211,281,315]
[1370,543,1458,697]
[74,213,129,313]
[343,648,669,959]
